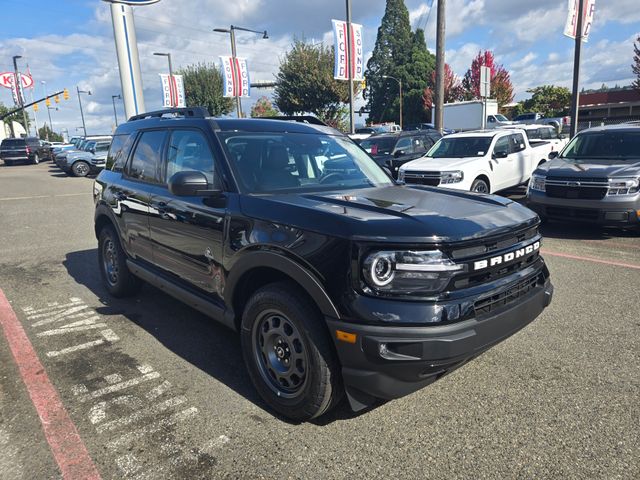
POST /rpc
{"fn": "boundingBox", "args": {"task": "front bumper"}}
[527,190,640,227]
[327,275,553,410]
[90,161,106,173]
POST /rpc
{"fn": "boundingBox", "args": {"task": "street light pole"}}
[346,0,355,134]
[382,75,403,130]
[153,52,175,107]
[47,107,56,134]
[112,94,122,126]
[13,55,29,137]
[77,86,91,137]
[214,25,268,118]
[41,81,51,140]
[569,0,585,138]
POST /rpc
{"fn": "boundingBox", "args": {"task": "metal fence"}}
[576,116,640,131]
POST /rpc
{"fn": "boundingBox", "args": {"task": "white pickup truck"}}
[398,128,554,194]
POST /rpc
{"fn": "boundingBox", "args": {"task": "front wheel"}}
[32,154,39,165]
[471,178,490,194]
[71,161,90,177]
[241,282,343,421]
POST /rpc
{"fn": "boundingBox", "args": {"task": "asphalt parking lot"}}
[0,161,638,479]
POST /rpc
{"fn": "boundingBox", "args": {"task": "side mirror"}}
[548,151,559,159]
[90,148,96,154]
[393,150,405,158]
[168,171,215,196]
[493,151,508,159]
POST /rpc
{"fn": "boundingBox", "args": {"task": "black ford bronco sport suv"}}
[93,107,553,421]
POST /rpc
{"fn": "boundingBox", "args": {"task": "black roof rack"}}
[268,116,328,126]
[128,107,209,122]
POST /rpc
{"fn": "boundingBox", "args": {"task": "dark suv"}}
[0,137,45,165]
[359,131,442,178]
[94,108,553,421]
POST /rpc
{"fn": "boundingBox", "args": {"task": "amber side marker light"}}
[336,330,357,344]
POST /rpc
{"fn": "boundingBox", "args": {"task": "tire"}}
[471,177,490,194]
[32,154,39,165]
[3,160,13,166]
[71,161,90,177]
[241,282,343,421]
[97,225,141,297]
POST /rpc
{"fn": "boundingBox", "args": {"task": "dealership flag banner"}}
[11,73,25,106]
[332,19,364,81]
[160,74,185,108]
[219,56,251,98]
[564,0,595,42]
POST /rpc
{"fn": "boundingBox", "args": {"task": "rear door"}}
[148,128,227,298]
[117,129,167,262]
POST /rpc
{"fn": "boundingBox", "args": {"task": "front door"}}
[508,132,529,184]
[490,135,514,191]
[149,128,227,299]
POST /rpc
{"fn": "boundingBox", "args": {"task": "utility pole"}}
[434,0,446,134]
[112,94,122,126]
[13,55,29,137]
[77,86,91,137]
[346,0,355,134]
[569,0,585,138]
[41,81,50,140]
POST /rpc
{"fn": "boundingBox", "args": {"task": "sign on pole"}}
[159,74,185,108]
[480,66,491,98]
[331,19,364,81]
[219,56,251,98]
[0,72,33,90]
[564,0,595,42]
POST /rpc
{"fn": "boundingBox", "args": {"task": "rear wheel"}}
[3,160,13,166]
[241,282,343,421]
[471,178,490,194]
[98,225,141,297]
[72,161,90,177]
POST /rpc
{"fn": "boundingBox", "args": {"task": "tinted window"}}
[107,134,135,172]
[493,136,510,155]
[510,133,526,152]
[95,143,111,153]
[166,130,216,185]
[427,136,493,158]
[394,137,412,153]
[1,139,26,147]
[360,137,396,155]
[561,131,640,160]
[126,131,166,182]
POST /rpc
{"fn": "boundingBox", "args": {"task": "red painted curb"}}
[0,289,101,480]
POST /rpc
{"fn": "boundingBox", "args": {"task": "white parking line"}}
[31,305,91,326]
[0,193,89,201]
[96,396,187,433]
[76,369,162,402]
[24,299,83,317]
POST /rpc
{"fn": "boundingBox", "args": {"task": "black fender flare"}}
[224,250,341,322]
[94,202,122,239]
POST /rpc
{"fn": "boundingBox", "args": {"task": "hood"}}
[400,156,481,172]
[539,157,640,178]
[240,185,537,244]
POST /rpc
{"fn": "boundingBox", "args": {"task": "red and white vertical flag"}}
[11,74,25,106]
[219,56,251,98]
[564,0,596,42]
[332,19,364,81]
[160,74,185,108]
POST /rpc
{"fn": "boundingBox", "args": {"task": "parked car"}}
[513,112,570,132]
[404,123,456,135]
[348,127,386,143]
[0,137,46,165]
[93,107,553,421]
[398,128,552,193]
[359,130,443,178]
[62,140,112,177]
[527,124,640,228]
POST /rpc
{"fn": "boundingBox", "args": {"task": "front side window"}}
[166,129,216,185]
[126,130,166,182]
[493,136,511,156]
[218,132,392,193]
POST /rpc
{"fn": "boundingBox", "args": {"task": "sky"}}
[0,0,638,136]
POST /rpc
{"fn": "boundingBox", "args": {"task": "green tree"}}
[250,96,279,117]
[38,124,63,142]
[175,63,233,116]
[523,85,571,117]
[364,0,414,124]
[398,28,437,124]
[633,35,640,93]
[274,40,355,130]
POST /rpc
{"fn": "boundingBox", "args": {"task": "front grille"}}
[473,274,540,316]
[404,171,441,186]
[545,176,609,200]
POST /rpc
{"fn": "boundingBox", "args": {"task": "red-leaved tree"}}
[423,63,464,111]
[462,50,514,108]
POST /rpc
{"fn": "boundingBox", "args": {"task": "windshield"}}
[218,132,393,194]
[359,137,396,155]
[495,114,509,122]
[426,136,493,158]
[561,131,640,160]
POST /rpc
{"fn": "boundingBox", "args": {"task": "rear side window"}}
[126,130,166,183]
[510,133,526,152]
[106,134,135,172]
[1,139,26,147]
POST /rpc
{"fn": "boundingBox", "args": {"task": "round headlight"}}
[371,256,394,286]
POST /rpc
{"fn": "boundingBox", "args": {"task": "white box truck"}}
[434,100,514,131]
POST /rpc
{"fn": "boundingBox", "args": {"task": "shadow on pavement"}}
[63,248,363,425]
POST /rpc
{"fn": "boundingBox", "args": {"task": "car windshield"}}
[426,136,493,158]
[359,137,396,155]
[218,132,393,194]
[560,131,640,160]
[495,114,509,122]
